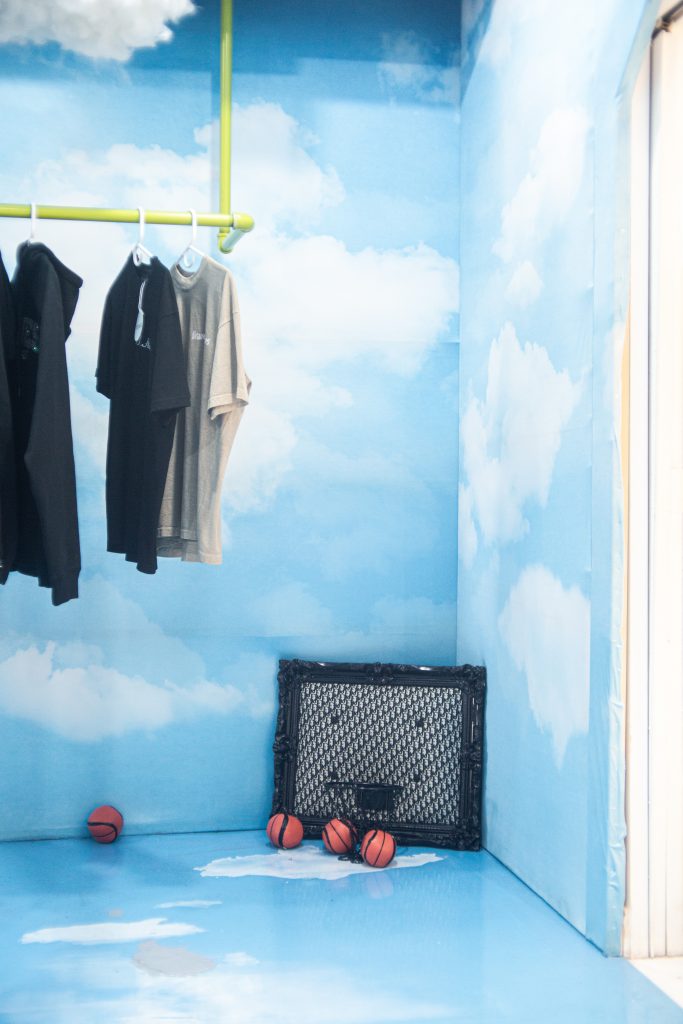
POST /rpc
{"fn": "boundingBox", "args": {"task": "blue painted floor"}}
[0,831,681,1023]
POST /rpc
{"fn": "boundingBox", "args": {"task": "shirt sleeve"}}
[150,272,191,415]
[209,313,250,421]
[95,292,113,399]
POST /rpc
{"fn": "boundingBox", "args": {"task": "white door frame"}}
[623,38,651,961]
[624,7,683,959]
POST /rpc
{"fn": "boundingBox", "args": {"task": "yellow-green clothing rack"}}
[0,0,253,255]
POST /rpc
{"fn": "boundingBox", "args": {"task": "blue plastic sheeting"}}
[458,0,659,954]
[1,832,681,1022]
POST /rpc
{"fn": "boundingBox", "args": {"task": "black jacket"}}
[9,242,82,605]
[0,252,16,586]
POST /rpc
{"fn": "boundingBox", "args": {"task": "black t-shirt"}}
[96,255,190,574]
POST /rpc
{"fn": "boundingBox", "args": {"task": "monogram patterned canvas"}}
[272,660,486,850]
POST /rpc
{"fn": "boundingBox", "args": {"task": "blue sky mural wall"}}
[458,0,657,954]
[0,2,460,841]
[0,0,663,959]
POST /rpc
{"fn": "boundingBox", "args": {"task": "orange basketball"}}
[322,817,358,855]
[360,828,396,868]
[266,812,304,849]
[87,805,124,844]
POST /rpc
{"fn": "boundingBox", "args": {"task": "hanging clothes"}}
[0,251,17,587]
[157,256,250,564]
[96,255,190,575]
[9,242,82,605]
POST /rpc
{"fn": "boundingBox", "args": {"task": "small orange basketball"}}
[87,805,124,844]
[322,817,358,855]
[360,828,396,868]
[266,812,304,849]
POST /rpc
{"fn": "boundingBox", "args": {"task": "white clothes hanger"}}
[132,207,153,267]
[27,202,38,244]
[176,209,203,272]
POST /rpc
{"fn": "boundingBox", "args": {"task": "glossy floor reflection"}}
[0,831,681,1023]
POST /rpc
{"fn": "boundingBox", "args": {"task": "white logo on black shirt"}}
[192,330,212,346]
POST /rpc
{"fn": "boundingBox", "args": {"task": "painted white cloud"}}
[69,386,109,474]
[311,515,439,582]
[0,0,196,61]
[241,582,456,652]
[461,322,580,548]
[458,483,478,569]
[195,843,442,880]
[474,0,619,140]
[249,583,335,637]
[21,918,201,945]
[461,0,490,70]
[379,31,458,105]
[240,233,458,378]
[478,0,544,68]
[604,318,627,423]
[499,565,590,763]
[221,106,345,233]
[155,900,222,910]
[0,579,277,741]
[493,107,590,266]
[20,106,340,247]
[0,641,245,741]
[224,952,259,967]
[296,439,424,492]
[221,405,298,515]
[270,436,446,582]
[471,0,610,322]
[370,596,457,641]
[1,102,458,517]
[23,111,457,378]
[505,260,543,308]
[479,0,618,78]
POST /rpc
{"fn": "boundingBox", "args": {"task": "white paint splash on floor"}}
[155,899,222,909]
[21,917,202,945]
[194,842,442,880]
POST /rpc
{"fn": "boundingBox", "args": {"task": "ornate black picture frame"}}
[272,659,486,851]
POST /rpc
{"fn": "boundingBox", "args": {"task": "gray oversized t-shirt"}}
[157,257,250,563]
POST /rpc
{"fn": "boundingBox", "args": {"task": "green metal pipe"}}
[217,0,237,253]
[220,0,232,220]
[0,203,254,230]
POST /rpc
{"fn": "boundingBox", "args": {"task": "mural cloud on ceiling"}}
[378,31,458,105]
[0,0,197,61]
[460,321,580,560]
[498,564,590,763]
